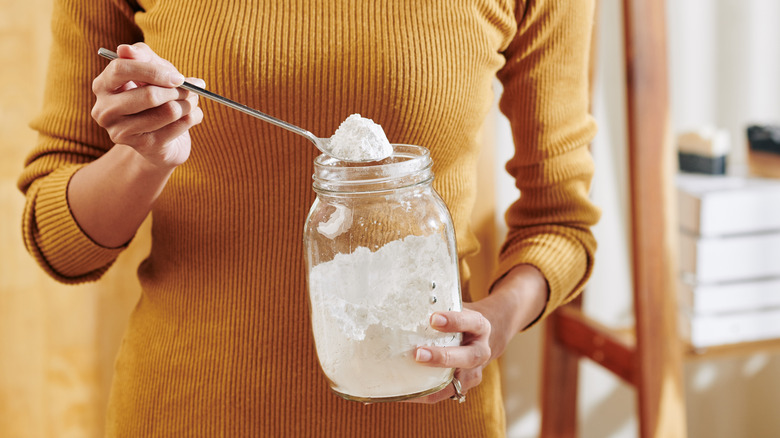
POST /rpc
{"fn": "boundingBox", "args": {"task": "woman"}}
[18,0,599,436]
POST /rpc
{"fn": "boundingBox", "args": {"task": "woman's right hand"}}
[91,43,204,170]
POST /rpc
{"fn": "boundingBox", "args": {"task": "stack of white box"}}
[677,172,780,348]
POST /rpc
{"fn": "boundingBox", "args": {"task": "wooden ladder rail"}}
[539,0,688,436]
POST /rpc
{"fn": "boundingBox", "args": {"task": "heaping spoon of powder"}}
[328,114,394,162]
[97,49,390,162]
[99,47,393,163]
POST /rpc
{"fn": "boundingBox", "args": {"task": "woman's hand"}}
[410,307,492,404]
[90,42,204,170]
[66,43,205,248]
[410,264,549,404]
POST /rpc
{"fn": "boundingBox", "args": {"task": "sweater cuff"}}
[491,232,590,329]
[32,165,125,282]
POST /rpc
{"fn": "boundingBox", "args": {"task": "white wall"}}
[499,1,780,437]
[668,0,780,167]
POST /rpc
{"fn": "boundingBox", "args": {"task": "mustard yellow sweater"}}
[19,0,598,436]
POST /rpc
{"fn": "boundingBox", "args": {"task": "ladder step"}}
[553,306,637,385]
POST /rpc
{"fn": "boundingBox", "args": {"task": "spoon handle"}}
[97,48,318,145]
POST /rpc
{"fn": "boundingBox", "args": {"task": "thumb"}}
[116,44,141,60]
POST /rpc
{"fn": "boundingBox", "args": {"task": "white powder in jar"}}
[308,234,462,399]
[329,114,393,162]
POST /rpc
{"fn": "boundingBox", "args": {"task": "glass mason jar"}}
[304,144,463,403]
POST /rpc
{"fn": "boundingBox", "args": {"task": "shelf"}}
[554,304,780,365]
[685,337,780,361]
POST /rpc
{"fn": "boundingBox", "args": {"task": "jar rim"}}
[312,144,433,193]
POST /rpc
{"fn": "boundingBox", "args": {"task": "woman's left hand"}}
[409,306,491,404]
[409,264,549,404]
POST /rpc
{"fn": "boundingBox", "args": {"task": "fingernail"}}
[416,348,432,362]
[431,314,447,327]
[170,72,185,86]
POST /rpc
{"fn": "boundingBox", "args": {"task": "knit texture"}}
[18,0,598,436]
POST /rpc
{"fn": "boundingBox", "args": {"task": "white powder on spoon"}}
[308,234,461,400]
[329,114,393,162]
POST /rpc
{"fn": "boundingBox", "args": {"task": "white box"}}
[679,307,780,348]
[677,173,780,236]
[679,231,780,283]
[678,278,780,315]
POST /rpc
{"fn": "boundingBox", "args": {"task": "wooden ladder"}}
[539,0,685,436]
[539,0,780,436]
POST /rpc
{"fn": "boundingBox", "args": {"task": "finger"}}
[135,108,203,154]
[115,43,176,88]
[149,107,204,145]
[117,42,175,70]
[185,92,199,110]
[415,340,490,370]
[134,42,178,69]
[102,78,201,116]
[187,77,206,89]
[92,85,191,126]
[109,98,196,144]
[115,80,141,92]
[116,43,151,62]
[407,369,483,404]
[114,107,203,157]
[455,367,482,394]
[182,78,204,111]
[94,58,185,93]
[183,80,202,107]
[429,310,491,338]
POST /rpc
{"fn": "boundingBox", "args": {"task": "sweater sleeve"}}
[494,0,601,324]
[17,0,143,284]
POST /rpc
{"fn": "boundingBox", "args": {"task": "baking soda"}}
[308,234,461,399]
[329,114,393,162]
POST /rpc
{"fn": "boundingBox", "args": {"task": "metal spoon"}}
[98,47,378,162]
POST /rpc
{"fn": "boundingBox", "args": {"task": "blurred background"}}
[2,0,779,437]
[496,1,780,437]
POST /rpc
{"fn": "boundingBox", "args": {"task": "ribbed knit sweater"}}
[19,0,599,436]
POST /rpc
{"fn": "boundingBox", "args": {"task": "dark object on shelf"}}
[747,125,780,154]
[678,152,726,175]
[747,124,780,179]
